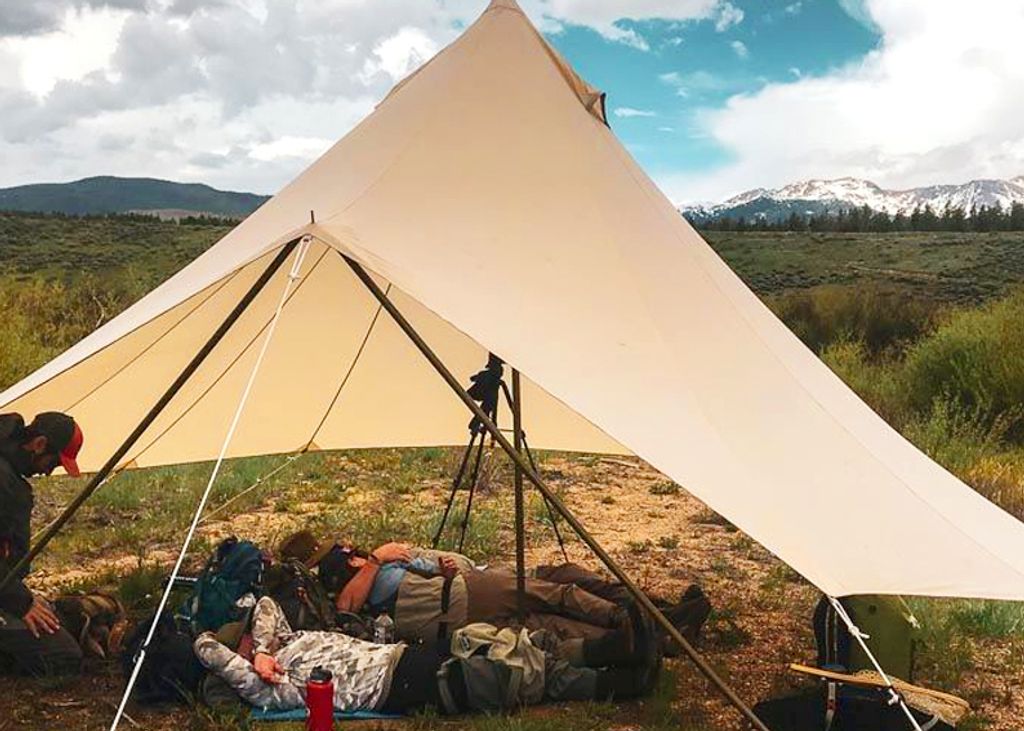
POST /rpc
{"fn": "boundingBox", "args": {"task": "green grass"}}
[32,447,513,588]
[648,481,681,496]
[705,230,1024,304]
[0,212,228,279]
[907,598,1024,690]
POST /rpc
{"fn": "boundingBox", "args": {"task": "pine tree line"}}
[693,202,1024,232]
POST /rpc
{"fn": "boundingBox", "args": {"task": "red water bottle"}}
[306,666,334,731]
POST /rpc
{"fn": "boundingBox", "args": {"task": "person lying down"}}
[194,595,661,715]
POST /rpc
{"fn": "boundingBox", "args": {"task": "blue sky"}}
[0,0,1021,203]
[552,1,879,184]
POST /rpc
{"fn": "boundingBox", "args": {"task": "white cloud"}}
[659,69,734,97]
[613,107,656,118]
[784,2,802,15]
[663,0,1024,204]
[837,0,880,31]
[658,126,675,132]
[532,0,733,49]
[714,2,743,32]
[360,26,439,84]
[730,40,748,58]
[1,6,128,96]
[248,135,335,162]
[0,0,473,190]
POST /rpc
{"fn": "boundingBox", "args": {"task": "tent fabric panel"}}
[312,4,1024,599]
[310,280,627,455]
[600,142,1024,591]
[130,242,628,466]
[1,249,286,472]
[1,273,233,420]
[117,240,341,469]
[20,230,628,473]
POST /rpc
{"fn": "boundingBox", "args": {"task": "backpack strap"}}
[824,681,838,731]
[437,575,454,642]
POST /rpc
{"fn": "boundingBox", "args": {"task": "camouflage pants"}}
[194,597,404,712]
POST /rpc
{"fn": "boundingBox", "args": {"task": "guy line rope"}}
[110,236,313,731]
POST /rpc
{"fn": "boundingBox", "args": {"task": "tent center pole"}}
[338,251,771,731]
[512,368,527,622]
[0,237,303,598]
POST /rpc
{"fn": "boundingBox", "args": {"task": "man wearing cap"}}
[0,411,84,676]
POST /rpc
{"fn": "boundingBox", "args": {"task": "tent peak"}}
[486,0,524,12]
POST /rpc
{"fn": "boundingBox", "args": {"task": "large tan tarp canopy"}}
[3,0,1024,601]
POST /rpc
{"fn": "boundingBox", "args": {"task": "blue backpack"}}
[180,537,265,633]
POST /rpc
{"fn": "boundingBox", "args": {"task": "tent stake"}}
[0,238,302,597]
[512,368,527,621]
[339,251,771,731]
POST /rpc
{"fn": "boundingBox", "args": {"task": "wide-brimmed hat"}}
[278,530,338,568]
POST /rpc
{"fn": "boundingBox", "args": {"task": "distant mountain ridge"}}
[0,176,270,218]
[682,175,1024,223]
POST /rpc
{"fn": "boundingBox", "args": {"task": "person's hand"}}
[23,595,61,638]
[438,555,459,579]
[370,542,412,564]
[254,652,286,684]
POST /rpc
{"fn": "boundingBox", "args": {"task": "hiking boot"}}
[594,652,661,700]
[658,585,712,657]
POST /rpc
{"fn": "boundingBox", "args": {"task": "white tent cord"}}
[109,237,313,731]
[826,595,924,731]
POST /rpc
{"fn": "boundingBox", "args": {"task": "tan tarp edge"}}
[3,0,1024,600]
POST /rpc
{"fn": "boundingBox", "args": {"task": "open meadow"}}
[1,214,1023,730]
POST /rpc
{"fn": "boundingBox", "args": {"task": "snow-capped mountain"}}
[682,176,1024,222]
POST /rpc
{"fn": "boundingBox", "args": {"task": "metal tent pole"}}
[512,368,527,621]
[340,251,771,731]
[0,238,302,597]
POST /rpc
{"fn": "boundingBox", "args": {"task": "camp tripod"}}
[432,352,569,562]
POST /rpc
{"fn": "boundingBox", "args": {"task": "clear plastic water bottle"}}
[373,612,395,644]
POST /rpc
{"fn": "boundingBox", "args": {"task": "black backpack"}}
[263,559,336,631]
[121,612,205,705]
[754,686,955,731]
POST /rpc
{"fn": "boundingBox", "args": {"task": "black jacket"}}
[0,413,35,617]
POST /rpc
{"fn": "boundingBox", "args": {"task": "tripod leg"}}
[457,433,488,554]
[433,431,480,548]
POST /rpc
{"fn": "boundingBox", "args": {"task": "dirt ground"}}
[7,455,1021,730]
